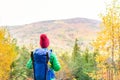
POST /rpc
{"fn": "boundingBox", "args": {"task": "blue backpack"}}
[31,48,55,80]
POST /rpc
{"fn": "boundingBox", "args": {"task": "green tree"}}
[71,39,94,80]
[10,46,33,80]
[72,39,80,61]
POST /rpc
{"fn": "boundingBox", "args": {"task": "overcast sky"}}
[0,0,112,26]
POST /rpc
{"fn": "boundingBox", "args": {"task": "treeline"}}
[0,0,120,80]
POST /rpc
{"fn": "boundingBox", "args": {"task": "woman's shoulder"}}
[49,50,56,57]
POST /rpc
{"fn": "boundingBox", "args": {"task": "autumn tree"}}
[0,27,17,80]
[91,0,120,80]
[56,52,73,80]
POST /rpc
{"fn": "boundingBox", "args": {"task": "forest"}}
[0,0,120,80]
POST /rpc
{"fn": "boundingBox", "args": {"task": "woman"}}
[26,34,61,80]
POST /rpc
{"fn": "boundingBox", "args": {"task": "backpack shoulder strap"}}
[46,52,49,63]
[31,51,33,63]
[46,49,52,63]
[45,49,52,80]
[31,51,36,80]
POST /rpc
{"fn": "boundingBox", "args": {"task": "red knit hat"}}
[40,34,49,48]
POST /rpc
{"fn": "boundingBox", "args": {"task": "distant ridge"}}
[8,17,101,52]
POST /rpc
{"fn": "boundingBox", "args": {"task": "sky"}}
[0,0,112,26]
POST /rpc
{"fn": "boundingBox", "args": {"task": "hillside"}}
[8,18,101,52]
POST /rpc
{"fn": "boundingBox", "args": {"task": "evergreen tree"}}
[72,39,80,61]
[71,39,93,80]
[10,46,33,80]
[84,47,89,63]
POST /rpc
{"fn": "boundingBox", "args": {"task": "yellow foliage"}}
[90,0,120,80]
[95,55,108,63]
[56,58,73,80]
[0,27,17,80]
